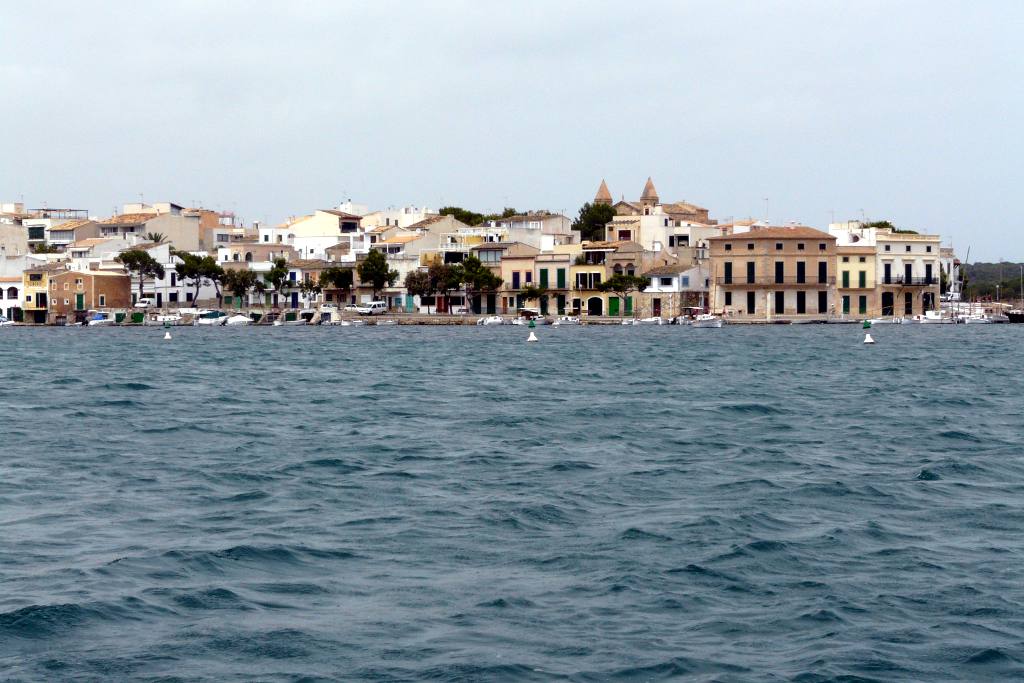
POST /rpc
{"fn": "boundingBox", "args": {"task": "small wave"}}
[744,539,788,553]
[719,402,782,415]
[172,587,249,611]
[222,490,270,503]
[475,597,536,609]
[101,382,154,391]
[620,527,673,542]
[49,377,83,385]
[965,648,1018,665]
[916,469,942,481]
[549,460,596,471]
[938,429,982,443]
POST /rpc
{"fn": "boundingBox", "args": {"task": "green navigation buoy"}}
[862,320,871,329]
[528,319,536,329]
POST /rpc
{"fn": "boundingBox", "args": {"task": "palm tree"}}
[145,232,166,244]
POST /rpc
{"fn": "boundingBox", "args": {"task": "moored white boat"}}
[194,310,228,326]
[339,319,366,327]
[477,315,505,326]
[0,315,14,327]
[692,313,723,328]
[151,313,183,325]
[224,314,252,326]
[634,316,664,325]
[87,311,115,326]
[867,317,905,325]
[551,315,580,326]
[909,310,955,324]
[376,319,398,326]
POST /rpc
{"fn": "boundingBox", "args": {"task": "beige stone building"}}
[708,226,837,320]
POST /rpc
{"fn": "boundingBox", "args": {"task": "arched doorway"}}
[587,297,603,316]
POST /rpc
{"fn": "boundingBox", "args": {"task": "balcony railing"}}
[716,276,836,285]
[881,277,936,286]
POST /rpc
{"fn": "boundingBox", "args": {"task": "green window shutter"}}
[858,296,867,314]
[842,271,850,288]
[556,268,566,288]
[842,296,850,314]
[625,296,633,315]
[858,271,866,288]
[539,269,548,287]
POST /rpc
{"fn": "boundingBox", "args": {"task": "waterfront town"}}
[0,178,990,326]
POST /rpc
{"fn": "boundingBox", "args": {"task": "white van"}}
[356,301,388,315]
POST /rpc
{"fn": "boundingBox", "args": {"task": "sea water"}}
[1,325,1023,681]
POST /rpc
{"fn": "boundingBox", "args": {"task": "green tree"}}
[863,220,918,235]
[357,250,399,300]
[262,257,292,306]
[572,202,616,242]
[319,266,354,305]
[222,268,259,308]
[30,243,62,254]
[116,249,166,303]
[404,269,435,314]
[518,284,546,309]
[598,274,648,316]
[174,252,224,306]
[144,232,166,244]
[299,275,322,304]
[428,262,462,314]
[439,206,485,226]
[460,254,503,313]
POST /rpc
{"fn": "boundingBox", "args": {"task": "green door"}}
[608,297,620,316]
[75,293,84,310]
[625,296,633,316]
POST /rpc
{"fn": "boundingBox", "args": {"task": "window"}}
[796,291,806,314]
[774,291,784,314]
[818,261,827,284]
[906,245,912,252]
[776,243,783,250]
[885,244,891,252]
[858,295,867,314]
[660,277,673,286]
[796,261,806,284]
[798,243,805,251]
[51,282,56,290]
[187,293,194,302]
[539,269,549,288]
[818,291,827,313]
[224,296,233,305]
[170,273,176,286]
[858,271,866,288]
[842,295,850,314]
[725,291,732,306]
[774,261,784,284]
[75,278,83,285]
[723,262,733,284]
[725,243,732,251]
[747,243,754,250]
[681,276,690,287]
[819,243,826,251]
[64,299,69,305]
[905,292,913,314]
[926,245,932,253]
[263,235,269,242]
[747,291,755,313]
[525,271,532,284]
[556,268,566,289]
[98,295,106,307]
[63,283,69,290]
[29,273,42,282]
[478,250,500,263]
[169,292,178,303]
[842,271,850,288]
[842,256,850,263]
[858,256,866,263]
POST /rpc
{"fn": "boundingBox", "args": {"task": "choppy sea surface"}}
[2,324,1023,682]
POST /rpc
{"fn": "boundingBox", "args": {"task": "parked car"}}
[343,304,359,312]
[355,301,388,315]
[134,298,156,309]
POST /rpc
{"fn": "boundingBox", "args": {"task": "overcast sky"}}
[2,1,1020,260]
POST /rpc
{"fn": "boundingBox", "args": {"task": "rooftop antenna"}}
[763,197,769,222]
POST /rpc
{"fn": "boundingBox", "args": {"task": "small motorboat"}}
[0,315,13,327]
[867,317,905,325]
[691,313,723,328]
[339,319,366,327]
[151,313,183,326]
[194,310,228,326]
[87,311,115,326]
[551,315,580,326]
[909,310,954,324]
[224,314,252,326]
[376,319,398,326]
[476,316,505,326]
[634,316,664,325]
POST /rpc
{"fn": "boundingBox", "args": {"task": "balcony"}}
[716,276,835,286]
[881,277,936,286]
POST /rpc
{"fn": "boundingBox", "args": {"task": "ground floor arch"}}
[587,296,603,316]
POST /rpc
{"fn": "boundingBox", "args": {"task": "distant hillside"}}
[963,262,1024,301]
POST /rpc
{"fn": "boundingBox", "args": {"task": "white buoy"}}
[164,331,172,340]
[527,331,538,342]
[863,333,874,344]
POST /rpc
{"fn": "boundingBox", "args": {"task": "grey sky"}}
[2,1,1020,260]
